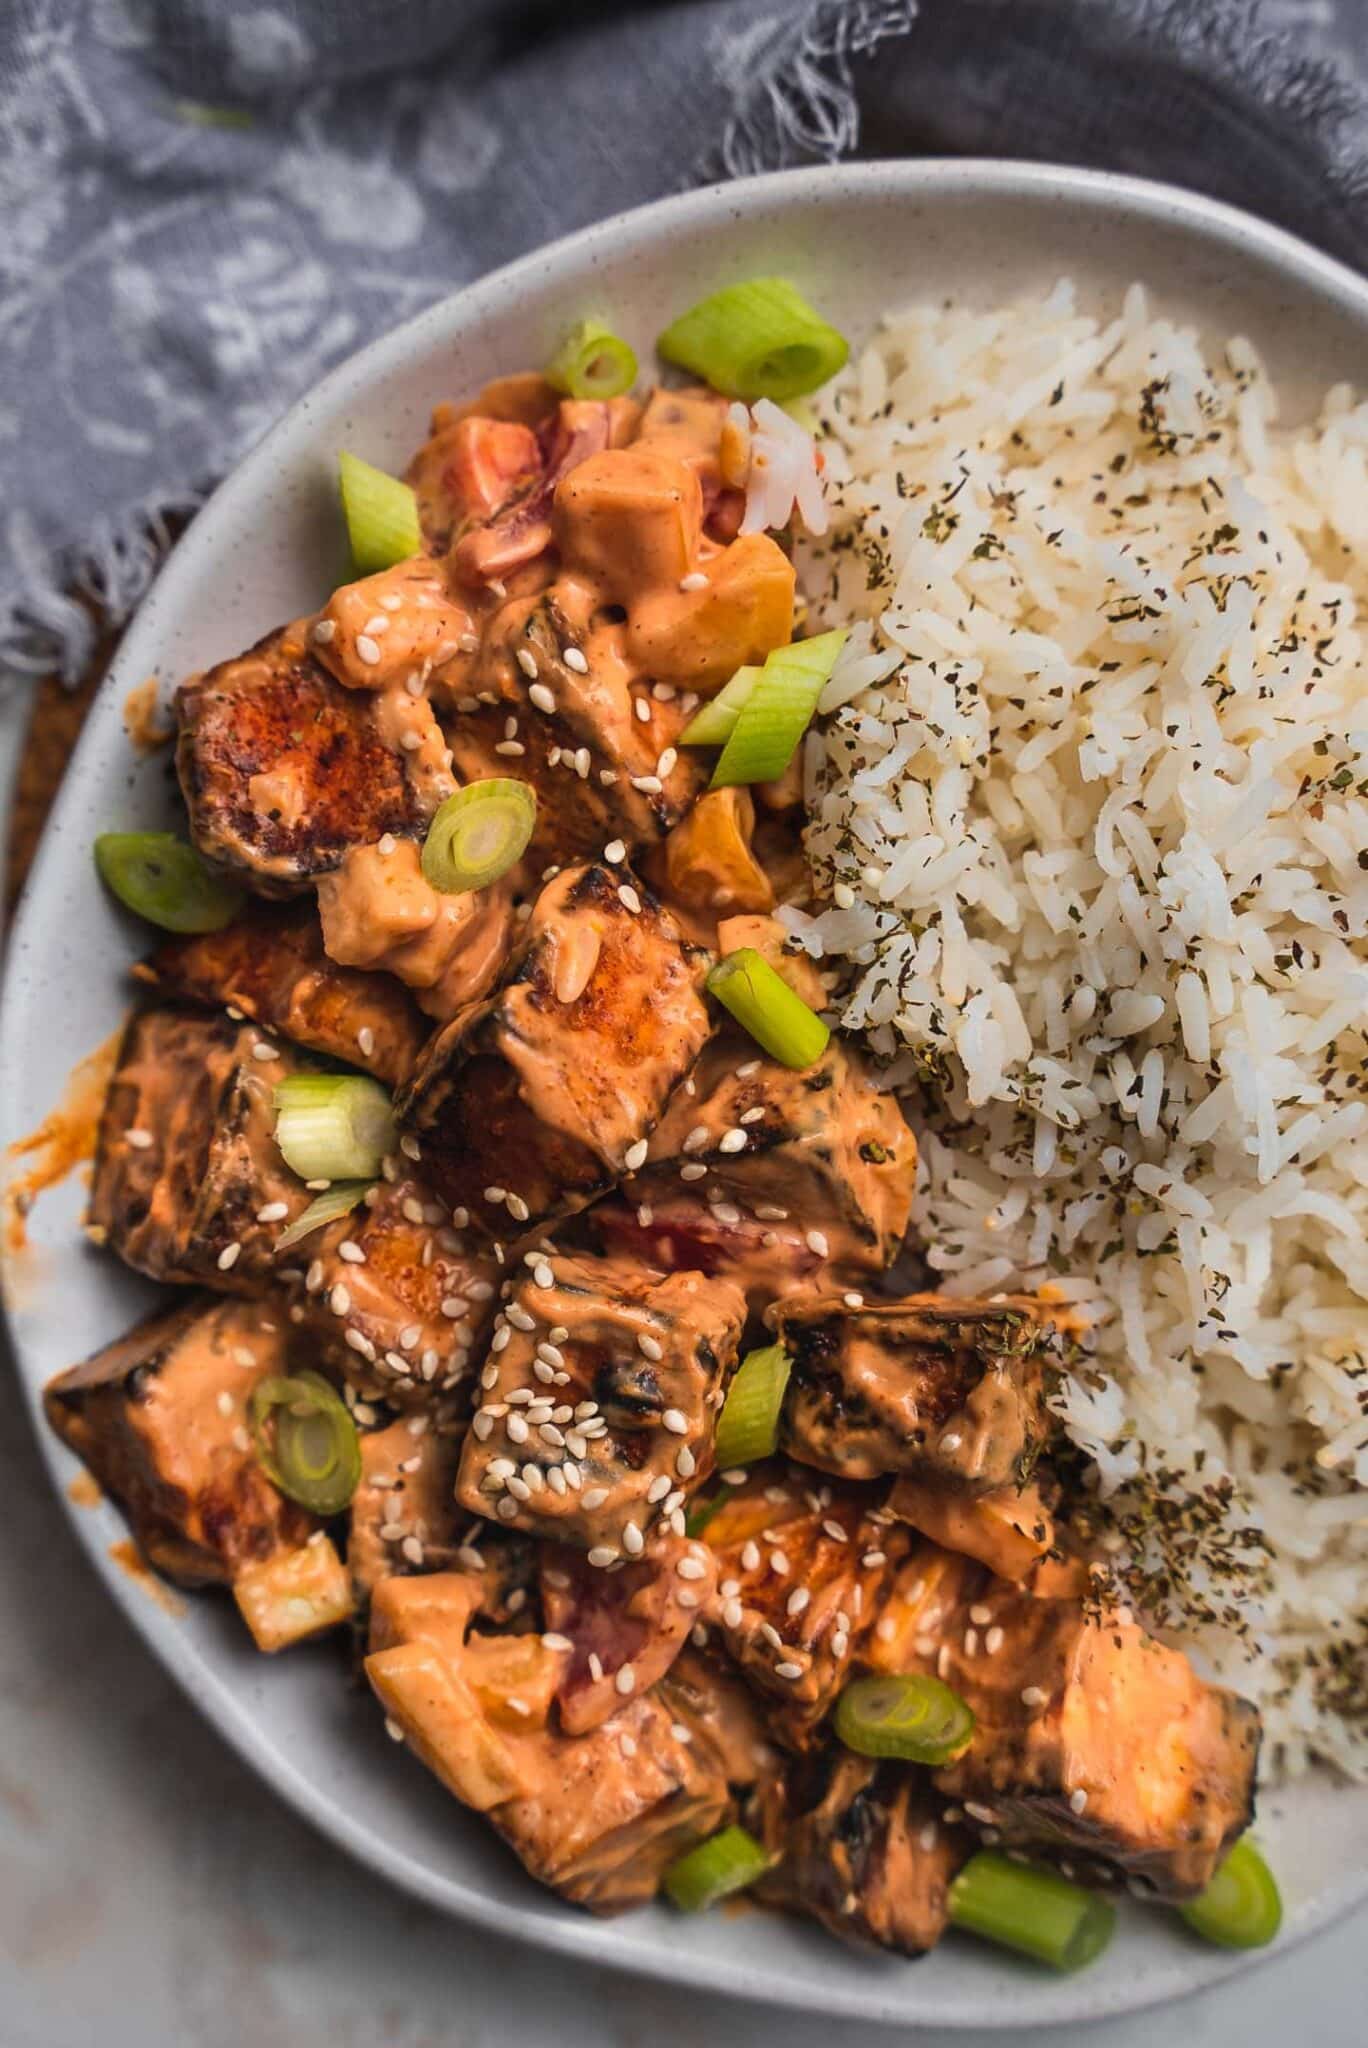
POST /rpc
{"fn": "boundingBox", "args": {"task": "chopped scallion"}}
[249,1370,361,1516]
[1178,1839,1282,1950]
[657,278,849,401]
[275,1180,376,1251]
[705,948,830,1070]
[714,1343,791,1469]
[678,664,761,748]
[422,780,537,894]
[338,450,422,573]
[835,1672,976,1766]
[545,319,638,400]
[948,1852,1117,1973]
[709,630,846,788]
[662,1825,771,1912]
[273,1074,396,1183]
[94,832,246,933]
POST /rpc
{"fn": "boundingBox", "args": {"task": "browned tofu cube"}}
[88,1010,314,1288]
[286,1174,501,1406]
[134,898,428,1086]
[753,1752,970,1955]
[347,1414,466,1603]
[310,554,478,695]
[398,863,712,1233]
[626,1032,913,1310]
[539,1530,718,1734]
[457,1252,745,1557]
[769,1294,1063,1493]
[887,1474,1056,1584]
[176,626,453,894]
[696,1464,908,1743]
[44,1296,352,1650]
[445,592,706,864]
[315,838,515,1024]
[366,1572,729,1912]
[930,1583,1261,1899]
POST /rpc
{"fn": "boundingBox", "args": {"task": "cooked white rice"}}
[787,279,1368,1778]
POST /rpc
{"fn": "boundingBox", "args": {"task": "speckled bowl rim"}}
[4,159,1367,2030]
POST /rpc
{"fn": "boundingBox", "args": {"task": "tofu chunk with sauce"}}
[87,1010,315,1289]
[176,627,453,894]
[347,1415,466,1604]
[887,1474,1056,1584]
[447,396,641,587]
[930,1582,1262,1900]
[310,554,478,695]
[539,1531,719,1734]
[456,1252,745,1557]
[697,1464,908,1743]
[366,1573,730,1911]
[134,899,428,1086]
[399,863,712,1233]
[44,1296,352,1650]
[445,591,707,863]
[316,838,515,1024]
[769,1294,1063,1493]
[287,1175,500,1407]
[753,1752,970,1955]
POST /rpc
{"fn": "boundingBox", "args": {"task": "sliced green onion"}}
[273,1074,397,1182]
[249,1370,361,1516]
[683,1489,727,1539]
[94,832,245,934]
[545,319,638,401]
[657,278,849,402]
[275,1180,375,1252]
[1178,1839,1282,1950]
[338,450,422,574]
[421,780,537,894]
[710,630,846,788]
[678,665,761,748]
[835,1672,976,1766]
[949,1852,1116,1973]
[714,1343,791,1470]
[662,1825,771,1912]
[706,948,830,1070]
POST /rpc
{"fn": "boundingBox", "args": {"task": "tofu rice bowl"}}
[43,266,1368,1975]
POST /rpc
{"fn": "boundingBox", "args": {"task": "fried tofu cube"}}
[457,1252,745,1555]
[347,1415,466,1604]
[88,1011,314,1288]
[931,1584,1262,1899]
[232,1533,353,1652]
[399,864,712,1232]
[311,555,477,694]
[288,1175,500,1405]
[662,786,775,917]
[134,898,428,1086]
[769,1294,1062,1492]
[753,1752,970,1955]
[176,627,453,894]
[316,838,515,1022]
[625,531,796,689]
[448,397,640,587]
[698,1464,908,1740]
[366,1572,729,1911]
[859,1542,987,1678]
[45,1296,351,1650]
[445,592,707,862]
[888,1475,1056,1584]
[539,1531,718,1734]
[628,1021,914,1305]
[555,446,703,596]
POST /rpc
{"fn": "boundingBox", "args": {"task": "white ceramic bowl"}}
[3,161,1366,2030]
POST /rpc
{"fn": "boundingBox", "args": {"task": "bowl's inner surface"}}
[3,163,1366,2028]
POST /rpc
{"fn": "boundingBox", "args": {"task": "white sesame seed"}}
[675,1446,696,1479]
[656,747,677,778]
[831,1629,850,1658]
[675,1555,707,1581]
[505,1476,531,1501]
[679,1161,707,1182]
[1021,1685,1048,1707]
[250,1041,276,1062]
[775,1661,803,1681]
[533,1261,554,1289]
[615,1664,636,1695]
[617,884,641,915]
[506,1414,529,1445]
[718,1128,748,1154]
[355,634,382,666]
[679,571,708,592]
[964,1628,979,1657]
[581,1487,609,1510]
[622,1521,644,1556]
[363,613,390,637]
[125,1127,154,1150]
[588,1546,618,1569]
[1070,1788,1089,1815]
[529,682,556,714]
[516,648,538,679]
[804,1228,829,1257]
[741,1540,761,1572]
[786,1587,810,1617]
[624,1138,649,1172]
[312,617,336,644]
[985,1625,1005,1656]
[940,1432,963,1453]
[770,1550,790,1577]
[636,1331,663,1362]
[662,1408,688,1436]
[861,1550,886,1568]
[338,1240,365,1264]
[563,646,589,673]
[631,774,662,793]
[217,1242,242,1271]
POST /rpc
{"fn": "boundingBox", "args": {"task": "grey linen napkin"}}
[3,0,1368,684]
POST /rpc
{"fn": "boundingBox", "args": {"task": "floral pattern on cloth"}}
[2,0,1368,683]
